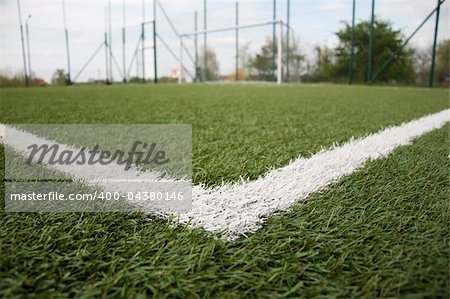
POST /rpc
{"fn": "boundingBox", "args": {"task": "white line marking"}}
[1,109,449,240]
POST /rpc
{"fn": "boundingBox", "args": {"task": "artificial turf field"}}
[0,84,448,298]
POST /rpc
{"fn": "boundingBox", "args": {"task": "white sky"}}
[0,0,448,82]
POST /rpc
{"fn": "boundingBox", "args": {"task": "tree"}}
[307,45,336,81]
[435,39,449,85]
[51,69,69,86]
[247,38,275,81]
[198,46,220,81]
[333,18,415,83]
[0,68,24,87]
[246,36,304,82]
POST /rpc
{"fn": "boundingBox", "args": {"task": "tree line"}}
[201,17,449,86]
[2,16,448,87]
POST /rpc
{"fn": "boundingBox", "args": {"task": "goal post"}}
[178,20,286,85]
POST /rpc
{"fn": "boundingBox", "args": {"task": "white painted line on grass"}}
[1,109,449,240]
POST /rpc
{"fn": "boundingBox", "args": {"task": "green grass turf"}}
[0,84,449,297]
[0,84,448,186]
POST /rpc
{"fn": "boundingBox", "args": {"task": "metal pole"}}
[62,1,71,84]
[286,0,290,82]
[104,34,109,83]
[17,0,28,87]
[108,0,113,83]
[141,23,146,82]
[369,2,443,84]
[153,21,158,84]
[122,0,126,83]
[348,0,356,84]
[203,0,207,81]
[126,36,142,78]
[153,0,158,83]
[367,0,375,83]
[429,0,442,87]
[277,21,282,85]
[272,0,276,81]
[235,2,239,81]
[179,36,183,83]
[25,15,32,83]
[194,11,198,82]
[104,7,109,83]
[155,0,178,36]
[73,42,105,82]
[182,20,278,37]
[136,46,139,79]
[141,0,146,82]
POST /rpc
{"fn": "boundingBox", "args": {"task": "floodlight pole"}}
[17,0,29,87]
[286,0,290,82]
[348,0,356,84]
[277,21,282,85]
[25,15,32,83]
[429,0,442,88]
[367,0,375,83]
[235,2,239,81]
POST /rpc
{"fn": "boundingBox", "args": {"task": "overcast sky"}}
[0,0,448,82]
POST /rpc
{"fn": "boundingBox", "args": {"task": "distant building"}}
[31,78,47,86]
